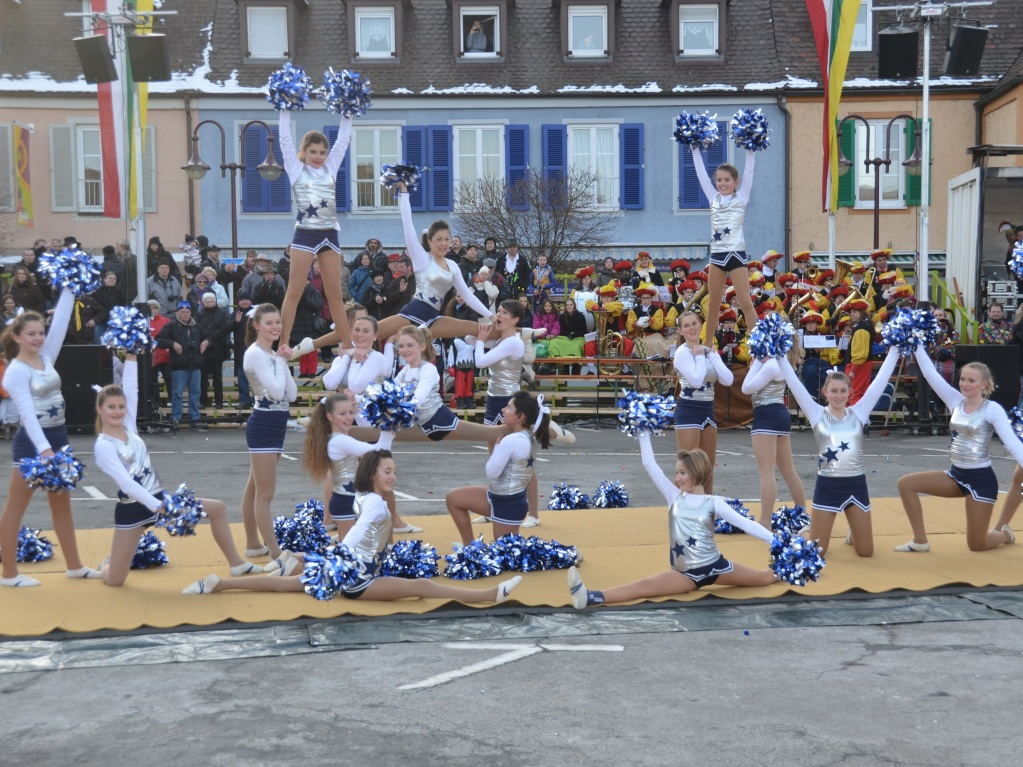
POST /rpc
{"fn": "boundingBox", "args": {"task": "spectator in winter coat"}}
[147,236,177,277]
[147,262,183,317]
[7,265,46,314]
[459,244,481,284]
[233,250,259,295]
[349,252,374,304]
[113,240,141,301]
[92,271,128,343]
[363,269,389,321]
[200,244,234,286]
[240,253,277,296]
[289,282,324,376]
[200,266,230,308]
[64,293,104,346]
[251,263,286,309]
[472,266,500,314]
[385,255,416,316]
[147,300,172,415]
[156,301,210,429]
[195,292,233,408]
[446,236,467,262]
[532,298,561,338]
[231,292,254,408]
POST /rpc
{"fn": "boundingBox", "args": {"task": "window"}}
[568,6,607,56]
[851,120,905,209]
[77,126,103,211]
[568,125,617,208]
[241,123,290,214]
[355,7,396,58]
[851,0,872,52]
[238,1,302,61]
[679,5,718,56]
[459,5,500,56]
[353,127,400,210]
[454,126,504,198]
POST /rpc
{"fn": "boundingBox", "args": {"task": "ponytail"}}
[398,324,436,363]
[421,220,450,253]
[511,390,551,450]
[1,311,45,361]
[302,393,351,479]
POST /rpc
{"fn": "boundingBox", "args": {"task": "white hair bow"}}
[532,394,551,434]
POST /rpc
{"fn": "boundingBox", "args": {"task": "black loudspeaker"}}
[54,346,114,433]
[127,34,172,82]
[74,35,118,84]
[954,345,1019,411]
[878,26,919,79]
[944,25,988,76]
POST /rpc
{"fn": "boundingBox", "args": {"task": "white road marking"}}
[471,445,488,451]
[392,491,420,501]
[82,486,112,500]
[280,453,297,461]
[398,642,624,690]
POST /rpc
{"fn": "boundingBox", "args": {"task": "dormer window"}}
[237,0,304,62]
[558,0,616,60]
[348,0,404,62]
[667,0,725,61]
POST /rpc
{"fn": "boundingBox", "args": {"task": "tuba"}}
[596,309,625,375]
[834,259,854,286]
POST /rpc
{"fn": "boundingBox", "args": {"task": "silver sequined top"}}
[396,363,444,424]
[476,337,525,398]
[244,346,296,412]
[677,358,718,403]
[348,492,392,565]
[98,431,164,501]
[949,402,996,469]
[12,359,65,428]
[813,410,865,477]
[669,493,721,571]
[291,167,339,231]
[329,453,360,496]
[413,257,455,310]
[751,376,787,408]
[488,431,535,496]
[709,194,747,253]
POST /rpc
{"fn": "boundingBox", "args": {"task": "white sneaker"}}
[393,524,423,534]
[66,566,103,579]
[894,540,931,553]
[520,516,541,528]
[289,337,316,360]
[548,421,576,445]
[1001,524,1016,544]
[471,515,491,525]
[245,545,269,558]
[182,573,220,595]
[229,561,264,576]
[1,574,41,587]
[496,575,523,603]
[567,566,587,609]
[844,532,853,545]
[264,551,295,573]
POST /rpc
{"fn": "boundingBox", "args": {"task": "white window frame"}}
[567,123,619,210]
[851,0,872,52]
[76,125,104,213]
[453,124,505,205]
[679,4,719,56]
[854,119,906,210]
[352,126,401,211]
[459,6,501,56]
[246,5,289,59]
[567,6,607,57]
[355,7,396,59]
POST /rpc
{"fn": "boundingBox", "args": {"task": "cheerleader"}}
[93,356,262,586]
[296,180,492,355]
[241,303,298,571]
[566,436,776,607]
[183,450,524,604]
[690,146,759,345]
[447,391,551,544]
[0,290,100,586]
[778,346,900,557]
[302,392,394,540]
[474,300,526,430]
[278,110,354,350]
[895,346,1023,552]
[673,310,733,493]
[741,347,807,526]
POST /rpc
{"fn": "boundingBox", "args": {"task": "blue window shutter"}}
[325,126,351,213]
[837,122,855,208]
[403,125,427,211]
[619,123,644,210]
[678,120,725,210]
[427,126,452,211]
[542,124,567,208]
[505,124,529,210]
[242,125,268,212]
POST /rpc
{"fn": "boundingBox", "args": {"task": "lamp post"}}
[836,113,923,251]
[181,119,283,263]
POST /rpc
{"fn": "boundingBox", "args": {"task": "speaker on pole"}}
[74,35,118,84]
[954,344,1019,411]
[878,26,919,79]
[944,25,988,76]
[54,346,114,433]
[127,34,172,82]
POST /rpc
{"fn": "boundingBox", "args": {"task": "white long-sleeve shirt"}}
[322,344,394,394]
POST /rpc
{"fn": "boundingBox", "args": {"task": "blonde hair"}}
[0,311,45,361]
[787,332,805,367]
[303,393,353,479]
[201,266,218,281]
[398,324,436,362]
[961,361,995,397]
[676,309,701,328]
[94,383,126,434]
[676,449,713,487]
[824,369,850,389]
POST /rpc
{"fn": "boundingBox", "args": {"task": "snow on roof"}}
[745,75,818,91]
[671,83,738,93]
[557,82,662,94]
[420,83,540,95]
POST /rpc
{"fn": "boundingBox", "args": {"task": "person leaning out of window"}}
[466,20,488,52]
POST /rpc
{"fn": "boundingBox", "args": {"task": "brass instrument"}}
[833,287,868,316]
[834,259,854,286]
[792,290,824,320]
[751,287,765,302]
[861,267,877,303]
[806,265,820,282]
[691,283,708,306]
[596,309,624,376]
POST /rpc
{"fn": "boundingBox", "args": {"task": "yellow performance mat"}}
[2,497,1021,638]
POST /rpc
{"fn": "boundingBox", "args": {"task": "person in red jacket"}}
[147,299,171,417]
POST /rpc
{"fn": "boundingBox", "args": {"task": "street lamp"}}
[836,113,923,250]
[181,119,283,262]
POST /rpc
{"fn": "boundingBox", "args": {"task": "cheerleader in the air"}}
[0,289,100,586]
[895,345,1023,552]
[93,355,263,585]
[183,449,524,603]
[566,435,777,608]
[778,346,900,557]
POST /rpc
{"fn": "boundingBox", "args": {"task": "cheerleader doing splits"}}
[778,347,900,557]
[673,311,733,493]
[895,346,1023,552]
[446,391,551,545]
[278,110,353,349]
[741,350,807,526]
[566,434,777,608]
[690,146,759,345]
[183,450,524,603]
[0,289,100,586]
[94,356,262,586]
[302,392,395,541]
[241,304,298,571]
[295,180,493,355]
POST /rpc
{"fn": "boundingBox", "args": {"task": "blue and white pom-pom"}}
[100,305,153,354]
[131,531,169,570]
[1010,247,1023,279]
[770,531,825,586]
[0,527,55,563]
[36,247,101,297]
[443,536,504,580]
[156,484,207,537]
[19,446,85,493]
[747,313,794,359]
[380,163,425,192]
[381,539,439,579]
[715,498,754,534]
[317,68,372,117]
[771,504,810,539]
[517,536,579,571]
[548,483,590,510]
[300,545,361,600]
[265,62,313,111]
[593,480,630,508]
[360,379,417,431]
[617,390,676,437]
[1010,407,1023,441]
[273,499,332,555]
[673,111,720,150]
[730,108,771,152]
[880,307,939,357]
